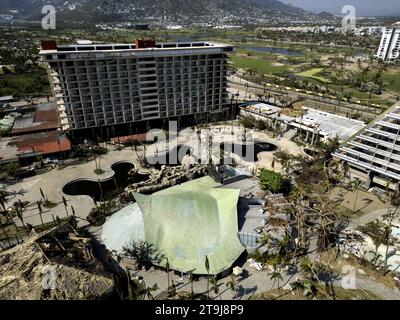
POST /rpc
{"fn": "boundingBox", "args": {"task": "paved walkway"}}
[3,121,303,229]
[350,208,392,227]
[4,146,144,227]
[145,124,304,174]
[130,258,400,300]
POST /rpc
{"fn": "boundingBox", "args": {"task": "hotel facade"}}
[333,104,400,190]
[376,22,400,62]
[39,40,235,133]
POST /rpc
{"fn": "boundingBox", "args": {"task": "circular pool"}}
[220,141,277,162]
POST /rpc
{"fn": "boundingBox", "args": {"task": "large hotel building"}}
[376,22,400,62]
[39,40,235,135]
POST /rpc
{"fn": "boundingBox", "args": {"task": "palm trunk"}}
[0,223,11,248]
[64,205,69,217]
[353,188,359,213]
[114,178,119,194]
[98,180,103,203]
[94,156,99,171]
[207,271,210,299]
[38,211,44,227]
[167,270,170,296]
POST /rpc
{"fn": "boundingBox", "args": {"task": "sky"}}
[283,0,400,16]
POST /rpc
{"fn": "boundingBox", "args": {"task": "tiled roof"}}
[11,103,59,135]
[15,131,71,156]
[111,133,148,144]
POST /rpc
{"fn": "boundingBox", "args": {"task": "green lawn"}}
[296,68,330,83]
[383,73,400,92]
[0,70,50,98]
[230,54,290,76]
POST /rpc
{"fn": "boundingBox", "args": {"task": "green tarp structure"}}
[132,176,245,275]
[0,113,19,133]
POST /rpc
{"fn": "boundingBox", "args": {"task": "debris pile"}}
[125,164,208,195]
[0,223,114,300]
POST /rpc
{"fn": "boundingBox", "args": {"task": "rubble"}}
[125,164,209,195]
[0,223,114,300]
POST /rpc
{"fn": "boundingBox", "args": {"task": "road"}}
[228,75,381,121]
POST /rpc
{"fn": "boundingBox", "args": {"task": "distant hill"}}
[0,0,313,24]
[318,11,335,19]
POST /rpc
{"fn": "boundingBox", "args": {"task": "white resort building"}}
[376,22,400,62]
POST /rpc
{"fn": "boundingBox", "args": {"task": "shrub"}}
[259,168,291,194]
[239,115,256,129]
[255,119,267,131]
[1,162,21,176]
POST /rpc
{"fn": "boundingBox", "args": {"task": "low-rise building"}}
[240,102,366,144]
[0,95,13,108]
[11,102,59,136]
[333,103,400,190]
[0,131,71,165]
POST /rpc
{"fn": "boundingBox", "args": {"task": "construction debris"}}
[125,164,209,195]
[0,222,114,300]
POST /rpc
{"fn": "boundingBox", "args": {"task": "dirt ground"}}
[329,187,390,216]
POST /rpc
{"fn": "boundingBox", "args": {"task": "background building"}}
[39,40,235,139]
[376,22,400,62]
[333,103,400,190]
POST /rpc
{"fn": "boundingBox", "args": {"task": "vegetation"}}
[259,168,290,194]
[0,163,21,176]
[122,240,162,271]
[317,136,341,161]
[0,71,51,98]
[252,286,381,300]
[296,68,330,83]
[87,200,118,226]
[230,53,290,77]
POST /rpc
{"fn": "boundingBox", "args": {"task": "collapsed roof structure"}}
[0,223,114,300]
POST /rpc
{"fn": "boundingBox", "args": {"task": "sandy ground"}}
[126,256,400,300]
[5,146,144,227]
[4,123,302,228]
[146,124,304,173]
[329,187,390,215]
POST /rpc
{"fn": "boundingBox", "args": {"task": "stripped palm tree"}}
[189,273,195,300]
[62,196,69,217]
[351,178,362,213]
[205,255,210,299]
[98,179,103,203]
[169,280,176,298]
[37,201,44,227]
[166,258,170,296]
[226,273,237,293]
[269,267,283,289]
[210,276,219,297]
[40,187,46,201]
[15,206,25,229]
